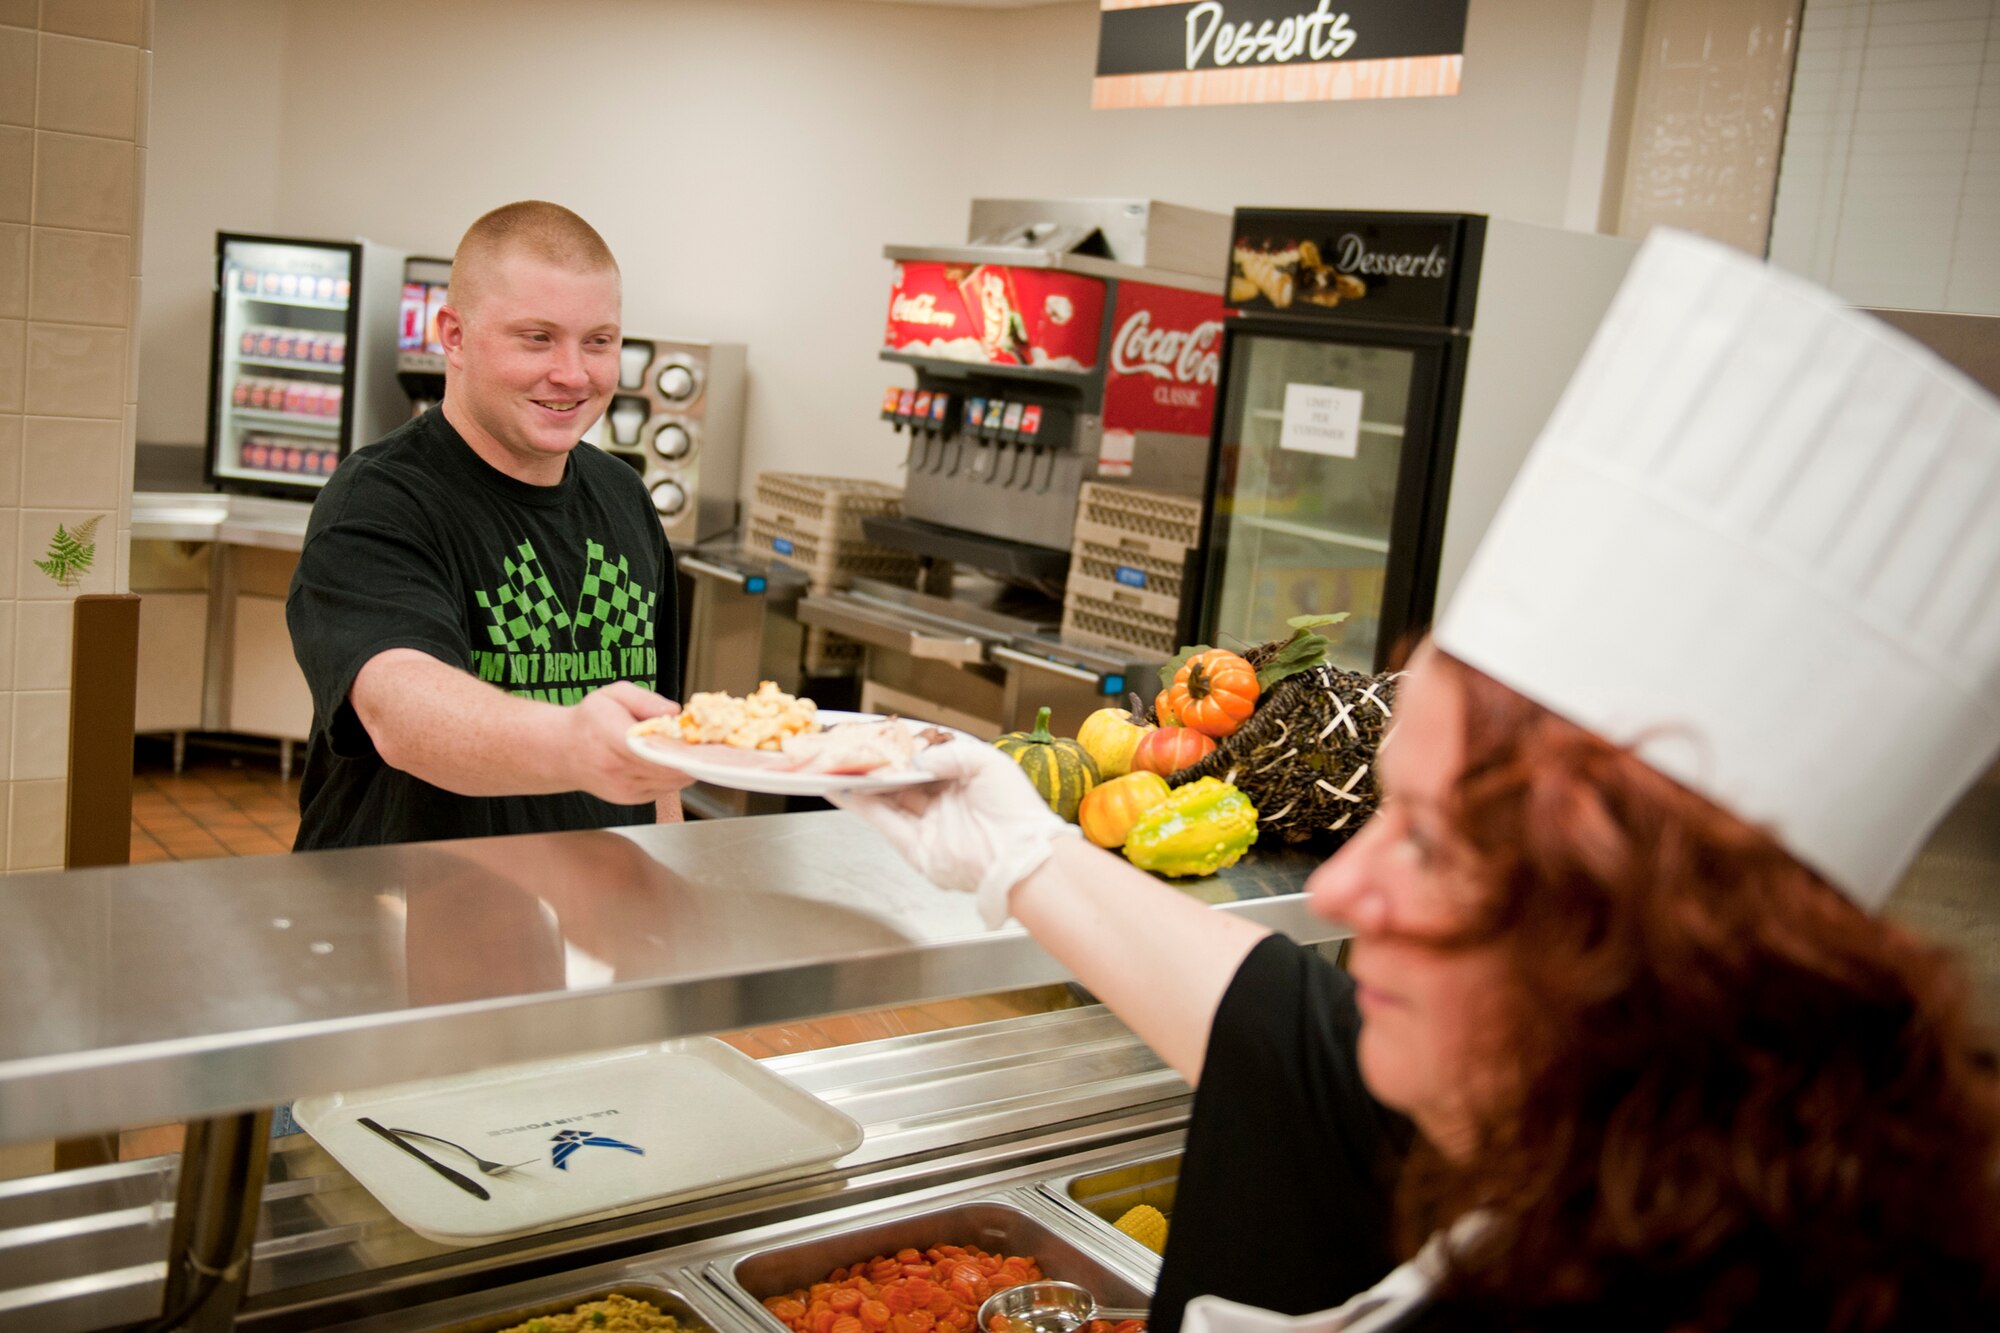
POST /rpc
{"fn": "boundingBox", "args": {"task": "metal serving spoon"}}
[977,1282,1149,1333]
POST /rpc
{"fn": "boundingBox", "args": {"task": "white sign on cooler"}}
[1279,383,1364,458]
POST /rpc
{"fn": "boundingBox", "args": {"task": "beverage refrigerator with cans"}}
[204,232,406,499]
[1193,210,1638,672]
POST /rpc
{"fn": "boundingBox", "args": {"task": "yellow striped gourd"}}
[1122,777,1259,877]
[994,707,1099,821]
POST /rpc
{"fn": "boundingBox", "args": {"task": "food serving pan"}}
[711,1194,1154,1333]
[1038,1152,1182,1276]
[318,1273,757,1333]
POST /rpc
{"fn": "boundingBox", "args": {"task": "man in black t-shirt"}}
[287,202,694,850]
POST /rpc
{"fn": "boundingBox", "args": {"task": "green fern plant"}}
[35,515,101,590]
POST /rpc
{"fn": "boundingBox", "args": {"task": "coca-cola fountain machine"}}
[798,199,1230,737]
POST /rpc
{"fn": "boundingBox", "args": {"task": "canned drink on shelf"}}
[232,379,250,408]
[322,385,344,417]
[254,329,277,358]
[243,439,267,469]
[283,447,303,472]
[280,272,300,298]
[329,334,346,365]
[275,331,296,360]
[334,278,351,303]
[318,275,338,303]
[239,328,258,357]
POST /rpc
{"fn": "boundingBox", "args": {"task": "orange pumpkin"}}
[1153,687,1180,728]
[1165,649,1261,739]
[1077,771,1173,848]
[1132,725,1217,777]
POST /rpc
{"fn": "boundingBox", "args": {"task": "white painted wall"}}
[140,0,287,447]
[140,0,1623,494]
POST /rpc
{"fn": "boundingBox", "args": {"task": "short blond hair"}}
[449,201,618,313]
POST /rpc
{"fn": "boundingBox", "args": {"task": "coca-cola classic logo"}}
[1111,310,1222,385]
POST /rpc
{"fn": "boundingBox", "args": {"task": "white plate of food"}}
[627,683,974,796]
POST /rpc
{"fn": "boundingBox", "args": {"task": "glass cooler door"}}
[208,235,360,493]
[1200,327,1447,672]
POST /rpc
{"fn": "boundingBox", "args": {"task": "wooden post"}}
[65,593,141,869]
[54,593,141,1171]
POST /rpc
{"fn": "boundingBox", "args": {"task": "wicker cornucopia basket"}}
[1146,634,1400,847]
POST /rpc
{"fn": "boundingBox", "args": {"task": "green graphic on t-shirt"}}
[469,538,657,704]
[573,539,655,648]
[474,541,573,652]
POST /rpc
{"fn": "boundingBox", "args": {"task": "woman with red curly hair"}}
[835,230,2000,1333]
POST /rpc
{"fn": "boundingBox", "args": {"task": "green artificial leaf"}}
[1285,612,1350,632]
[1256,632,1332,689]
[1158,644,1214,690]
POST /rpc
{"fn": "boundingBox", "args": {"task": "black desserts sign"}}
[1094,1,1471,109]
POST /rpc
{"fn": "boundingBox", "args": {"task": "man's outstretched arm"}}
[351,648,695,806]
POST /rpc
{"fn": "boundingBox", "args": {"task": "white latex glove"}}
[828,738,1081,927]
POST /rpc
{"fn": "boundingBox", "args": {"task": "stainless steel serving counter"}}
[0,811,1330,1144]
[0,810,1333,1331]
[132,491,312,551]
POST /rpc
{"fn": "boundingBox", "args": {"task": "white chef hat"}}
[1435,229,2000,911]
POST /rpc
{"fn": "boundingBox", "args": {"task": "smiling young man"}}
[286,202,694,850]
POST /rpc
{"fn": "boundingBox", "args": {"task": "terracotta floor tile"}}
[131,750,298,867]
[719,1032,779,1059]
[138,808,198,832]
[811,1012,919,1047]
[119,1123,185,1160]
[750,1024,840,1055]
[878,1005,949,1035]
[912,999,995,1030]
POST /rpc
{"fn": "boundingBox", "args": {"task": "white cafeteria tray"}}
[294,1037,863,1246]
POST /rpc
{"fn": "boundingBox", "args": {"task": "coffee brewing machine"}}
[798,199,1231,737]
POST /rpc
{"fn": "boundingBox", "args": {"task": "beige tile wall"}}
[1616,0,1804,253]
[0,0,149,875]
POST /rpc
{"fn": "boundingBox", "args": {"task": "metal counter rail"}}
[0,1008,1193,1332]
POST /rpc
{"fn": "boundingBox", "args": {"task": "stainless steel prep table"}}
[0,811,1337,1331]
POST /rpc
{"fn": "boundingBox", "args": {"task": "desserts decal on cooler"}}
[1229,238,1368,310]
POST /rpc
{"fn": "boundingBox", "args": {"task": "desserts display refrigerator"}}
[205,232,407,499]
[1196,211,1638,672]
